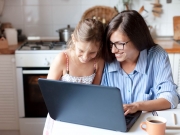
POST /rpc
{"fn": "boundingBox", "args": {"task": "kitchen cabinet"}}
[0,55,19,130]
[173,54,180,95]
[168,53,180,95]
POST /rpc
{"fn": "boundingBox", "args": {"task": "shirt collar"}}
[107,49,147,75]
[107,60,123,74]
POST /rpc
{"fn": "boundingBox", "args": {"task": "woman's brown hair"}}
[103,10,156,62]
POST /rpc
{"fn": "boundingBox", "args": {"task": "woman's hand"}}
[123,98,171,115]
[123,102,140,115]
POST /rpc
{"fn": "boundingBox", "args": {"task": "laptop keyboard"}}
[125,116,133,125]
[124,111,142,131]
[125,113,137,125]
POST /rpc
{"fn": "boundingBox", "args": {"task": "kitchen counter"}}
[0,42,22,54]
[154,38,180,53]
[0,38,180,54]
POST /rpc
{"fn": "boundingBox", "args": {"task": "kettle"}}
[56,25,74,42]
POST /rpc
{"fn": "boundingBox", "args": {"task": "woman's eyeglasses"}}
[110,40,130,50]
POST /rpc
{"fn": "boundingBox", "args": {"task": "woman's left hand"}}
[123,102,139,115]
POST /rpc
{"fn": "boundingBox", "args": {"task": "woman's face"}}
[110,30,139,62]
[74,41,99,63]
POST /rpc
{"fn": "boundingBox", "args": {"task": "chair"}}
[81,5,118,25]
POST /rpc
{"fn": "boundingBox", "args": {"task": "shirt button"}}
[128,90,130,92]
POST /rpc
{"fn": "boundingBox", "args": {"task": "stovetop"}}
[17,41,67,51]
[15,40,67,67]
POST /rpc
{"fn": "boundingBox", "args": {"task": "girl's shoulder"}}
[47,51,69,80]
[53,51,69,67]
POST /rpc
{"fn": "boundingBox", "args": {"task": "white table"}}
[48,105,180,135]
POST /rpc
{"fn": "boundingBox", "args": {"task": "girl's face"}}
[74,41,100,63]
[110,30,139,62]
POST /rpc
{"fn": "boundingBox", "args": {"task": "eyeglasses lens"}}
[110,42,125,50]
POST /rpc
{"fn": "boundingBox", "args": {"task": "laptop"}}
[38,78,142,132]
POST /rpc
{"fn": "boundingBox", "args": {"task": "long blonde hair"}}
[67,19,104,58]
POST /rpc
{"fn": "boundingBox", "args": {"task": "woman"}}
[101,10,180,115]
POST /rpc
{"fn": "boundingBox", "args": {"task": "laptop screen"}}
[38,78,141,132]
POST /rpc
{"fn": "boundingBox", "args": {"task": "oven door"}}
[16,68,49,117]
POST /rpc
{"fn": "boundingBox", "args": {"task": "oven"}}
[15,39,66,135]
[16,67,49,117]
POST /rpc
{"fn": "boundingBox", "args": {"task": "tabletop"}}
[48,105,180,135]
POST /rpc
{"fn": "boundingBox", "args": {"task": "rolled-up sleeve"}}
[158,91,179,108]
[154,50,180,108]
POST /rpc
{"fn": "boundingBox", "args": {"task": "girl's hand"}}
[123,102,139,115]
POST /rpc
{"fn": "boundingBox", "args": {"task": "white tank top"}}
[61,52,97,84]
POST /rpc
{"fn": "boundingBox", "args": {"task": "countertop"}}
[0,38,180,54]
[0,42,22,54]
[154,38,180,53]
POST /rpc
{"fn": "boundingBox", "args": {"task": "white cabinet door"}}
[0,55,19,130]
[173,54,180,95]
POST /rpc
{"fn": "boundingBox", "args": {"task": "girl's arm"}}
[47,52,66,80]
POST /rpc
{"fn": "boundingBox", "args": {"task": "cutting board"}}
[173,16,180,40]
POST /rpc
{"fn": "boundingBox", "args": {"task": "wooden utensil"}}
[152,7,162,13]
[151,0,162,17]
[173,16,180,40]
[139,6,148,18]
[166,126,180,129]
[151,0,162,6]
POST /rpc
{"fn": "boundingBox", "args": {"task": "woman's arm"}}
[124,47,180,115]
[123,98,171,115]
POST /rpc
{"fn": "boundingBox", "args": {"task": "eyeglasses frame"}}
[110,40,130,50]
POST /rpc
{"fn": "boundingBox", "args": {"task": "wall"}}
[0,0,180,37]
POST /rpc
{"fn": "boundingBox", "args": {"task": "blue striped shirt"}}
[101,45,180,108]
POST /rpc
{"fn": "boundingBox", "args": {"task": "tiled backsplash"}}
[0,0,180,37]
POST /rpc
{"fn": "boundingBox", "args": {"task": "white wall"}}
[0,0,180,37]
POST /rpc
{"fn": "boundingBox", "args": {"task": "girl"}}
[44,18,105,135]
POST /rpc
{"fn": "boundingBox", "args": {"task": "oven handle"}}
[23,70,49,74]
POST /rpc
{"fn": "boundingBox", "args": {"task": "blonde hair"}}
[67,19,104,57]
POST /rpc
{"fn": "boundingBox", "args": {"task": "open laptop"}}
[38,78,142,132]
